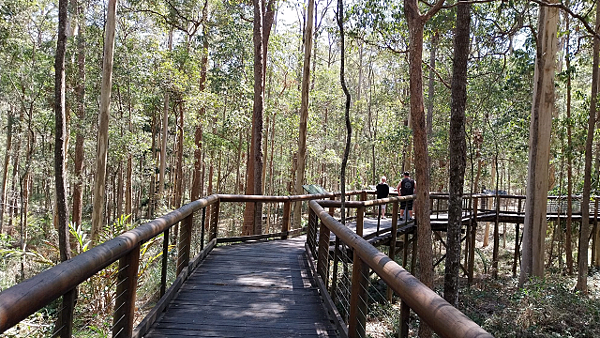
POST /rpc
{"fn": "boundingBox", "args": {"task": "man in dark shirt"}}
[397,171,416,220]
[376,176,389,218]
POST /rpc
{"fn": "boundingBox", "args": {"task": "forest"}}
[2,0,600,336]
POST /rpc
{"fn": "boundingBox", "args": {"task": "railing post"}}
[468,197,478,285]
[513,198,522,277]
[55,288,76,338]
[387,201,399,301]
[348,256,369,338]
[464,196,472,272]
[594,198,599,265]
[307,206,318,258]
[177,214,193,275]
[200,207,206,250]
[399,299,410,338]
[209,200,220,242]
[160,228,169,297]
[329,196,335,217]
[317,219,331,282]
[356,206,365,237]
[112,245,140,338]
[281,201,291,240]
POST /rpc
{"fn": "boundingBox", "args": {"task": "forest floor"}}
[458,272,600,337]
[444,221,600,338]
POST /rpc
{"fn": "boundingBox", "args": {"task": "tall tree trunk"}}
[243,0,274,235]
[519,1,558,286]
[575,1,600,293]
[125,84,133,219]
[72,0,86,229]
[0,111,13,232]
[427,32,438,138]
[55,0,71,263]
[159,30,173,204]
[149,113,157,217]
[174,100,184,208]
[444,0,470,307]
[404,1,445,336]
[191,3,209,203]
[293,0,315,228]
[337,0,351,224]
[565,13,574,274]
[251,0,266,235]
[91,0,118,244]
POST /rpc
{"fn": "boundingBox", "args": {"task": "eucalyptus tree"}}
[519,0,559,286]
[404,2,445,335]
[337,0,352,225]
[243,0,276,235]
[575,0,600,293]
[444,0,470,307]
[91,0,118,244]
[72,0,86,229]
[293,0,315,228]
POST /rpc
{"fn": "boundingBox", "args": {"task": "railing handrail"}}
[0,191,369,334]
[308,199,493,338]
[0,195,218,332]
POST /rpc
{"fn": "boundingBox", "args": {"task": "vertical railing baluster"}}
[317,219,331,282]
[112,245,140,338]
[468,197,478,285]
[399,299,410,338]
[307,206,317,258]
[209,200,220,242]
[200,207,206,250]
[329,196,335,217]
[55,288,76,338]
[348,256,369,338]
[356,206,364,237]
[177,214,193,275]
[513,198,522,277]
[160,228,169,297]
[387,201,399,301]
[281,201,291,240]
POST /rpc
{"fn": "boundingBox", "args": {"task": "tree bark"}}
[337,0,352,225]
[404,0,445,335]
[519,1,558,286]
[444,0,470,307]
[159,30,173,204]
[293,0,315,229]
[72,0,86,229]
[0,111,13,232]
[55,0,71,262]
[243,0,274,235]
[251,0,266,235]
[427,32,438,138]
[565,13,574,275]
[191,0,209,203]
[575,1,600,293]
[91,0,118,245]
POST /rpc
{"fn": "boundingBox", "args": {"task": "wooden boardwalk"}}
[143,237,339,338]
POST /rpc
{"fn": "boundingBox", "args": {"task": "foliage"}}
[461,275,600,337]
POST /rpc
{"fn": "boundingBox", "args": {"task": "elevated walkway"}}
[144,237,339,338]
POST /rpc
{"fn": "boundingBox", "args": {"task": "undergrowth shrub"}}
[460,275,600,337]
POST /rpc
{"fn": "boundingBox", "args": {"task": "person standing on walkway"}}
[397,171,416,220]
[376,176,390,218]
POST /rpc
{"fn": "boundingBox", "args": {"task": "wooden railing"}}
[306,197,493,338]
[2,189,592,337]
[0,191,367,338]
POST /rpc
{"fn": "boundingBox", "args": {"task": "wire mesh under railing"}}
[322,226,417,337]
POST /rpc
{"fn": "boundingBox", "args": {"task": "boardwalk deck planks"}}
[143,237,339,338]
